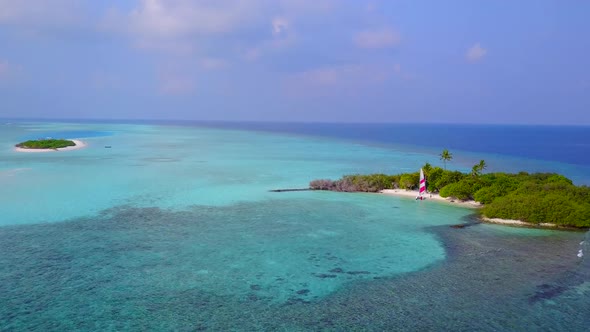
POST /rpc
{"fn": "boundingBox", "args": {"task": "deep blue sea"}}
[194,121,590,166]
[1,120,589,331]
[172,121,590,184]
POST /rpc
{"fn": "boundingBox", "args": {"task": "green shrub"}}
[434,170,465,191]
[399,173,419,190]
[310,170,590,228]
[439,180,474,200]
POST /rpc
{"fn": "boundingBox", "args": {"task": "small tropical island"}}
[14,139,86,152]
[310,150,590,229]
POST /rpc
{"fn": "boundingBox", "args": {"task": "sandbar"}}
[14,139,87,153]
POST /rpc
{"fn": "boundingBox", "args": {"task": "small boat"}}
[416,168,426,200]
[104,146,112,148]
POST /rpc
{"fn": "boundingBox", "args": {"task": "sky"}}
[0,0,589,124]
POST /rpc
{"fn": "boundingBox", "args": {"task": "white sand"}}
[480,217,530,226]
[481,217,558,228]
[379,190,561,228]
[14,139,87,153]
[380,189,482,208]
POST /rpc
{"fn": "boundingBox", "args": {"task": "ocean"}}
[0,121,589,331]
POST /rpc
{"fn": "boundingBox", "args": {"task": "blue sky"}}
[1,0,589,124]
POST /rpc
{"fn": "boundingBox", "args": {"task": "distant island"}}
[16,139,76,149]
[14,139,86,152]
[310,150,590,229]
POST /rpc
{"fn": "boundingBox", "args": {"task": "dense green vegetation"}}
[310,151,590,228]
[16,139,76,150]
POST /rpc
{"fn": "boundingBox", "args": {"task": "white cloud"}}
[105,0,273,54]
[272,17,289,37]
[466,43,487,62]
[268,16,296,47]
[128,0,256,38]
[104,0,336,57]
[98,1,353,100]
[97,0,348,93]
[99,0,265,55]
[353,27,401,49]
[239,16,296,62]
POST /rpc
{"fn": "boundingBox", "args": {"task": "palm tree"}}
[471,160,487,177]
[440,149,453,170]
[471,165,481,177]
[477,160,487,173]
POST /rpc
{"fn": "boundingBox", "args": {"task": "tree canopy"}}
[309,160,590,228]
[16,139,76,150]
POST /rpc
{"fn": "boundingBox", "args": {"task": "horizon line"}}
[2,117,590,128]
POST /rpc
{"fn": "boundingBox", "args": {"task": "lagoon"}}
[0,121,589,330]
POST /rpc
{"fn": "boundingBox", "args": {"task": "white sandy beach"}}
[481,217,558,228]
[14,139,87,153]
[380,189,482,208]
[380,189,562,228]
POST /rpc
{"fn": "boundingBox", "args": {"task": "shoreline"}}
[379,189,566,229]
[13,139,87,153]
[480,217,584,231]
[380,189,482,209]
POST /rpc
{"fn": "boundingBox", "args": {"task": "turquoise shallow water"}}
[1,122,438,225]
[1,122,589,330]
